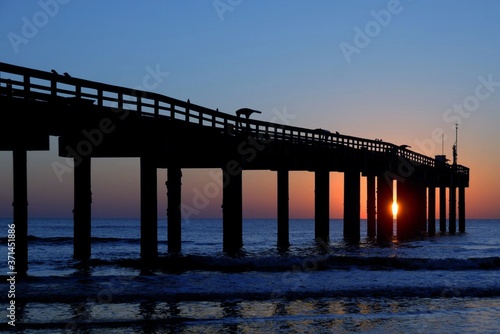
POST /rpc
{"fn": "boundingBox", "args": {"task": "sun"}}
[392,201,399,217]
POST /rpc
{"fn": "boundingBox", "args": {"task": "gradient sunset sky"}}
[1,1,499,219]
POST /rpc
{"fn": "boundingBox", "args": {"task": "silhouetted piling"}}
[377,175,393,240]
[314,169,330,243]
[449,178,457,234]
[459,186,466,233]
[344,170,360,241]
[277,169,290,248]
[439,186,447,233]
[428,186,436,235]
[222,166,243,253]
[140,156,158,260]
[167,166,182,253]
[366,175,376,237]
[13,148,28,275]
[418,184,427,233]
[397,180,424,239]
[397,180,411,240]
[74,156,91,261]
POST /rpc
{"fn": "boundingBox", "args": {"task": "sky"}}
[1,1,499,219]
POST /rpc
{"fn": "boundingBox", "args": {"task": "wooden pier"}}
[0,62,470,275]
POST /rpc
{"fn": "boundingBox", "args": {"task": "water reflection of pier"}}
[20,298,410,332]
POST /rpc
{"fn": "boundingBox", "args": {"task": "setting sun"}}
[392,201,399,217]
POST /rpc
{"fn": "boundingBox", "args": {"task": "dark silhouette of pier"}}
[0,62,469,275]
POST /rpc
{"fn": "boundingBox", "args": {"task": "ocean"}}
[1,218,500,333]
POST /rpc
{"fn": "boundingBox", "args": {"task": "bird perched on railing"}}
[235,108,262,130]
[63,72,71,77]
[235,108,261,119]
[314,128,331,141]
[51,69,58,75]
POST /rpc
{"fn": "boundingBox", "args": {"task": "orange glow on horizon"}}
[392,201,399,218]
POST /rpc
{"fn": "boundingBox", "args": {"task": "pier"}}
[0,62,470,275]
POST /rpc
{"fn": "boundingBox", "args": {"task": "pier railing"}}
[0,62,469,176]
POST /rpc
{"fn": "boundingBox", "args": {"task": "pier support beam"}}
[459,186,466,233]
[428,186,436,235]
[449,184,456,234]
[397,180,413,240]
[222,166,243,253]
[277,169,290,248]
[366,175,376,237]
[167,166,182,253]
[13,148,28,275]
[439,186,447,233]
[417,184,427,233]
[140,156,158,261]
[74,156,92,261]
[344,170,360,241]
[314,169,330,243]
[377,175,393,240]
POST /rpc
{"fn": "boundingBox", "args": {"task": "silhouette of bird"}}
[187,99,190,104]
[63,72,71,77]
[235,108,262,118]
[336,131,339,135]
[314,128,330,140]
[51,69,58,75]
[314,128,330,134]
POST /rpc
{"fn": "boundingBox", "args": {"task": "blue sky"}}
[1,1,500,218]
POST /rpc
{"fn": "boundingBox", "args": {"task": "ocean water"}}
[1,218,500,333]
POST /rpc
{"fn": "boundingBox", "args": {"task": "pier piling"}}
[397,180,425,239]
[344,170,360,241]
[377,175,393,240]
[277,169,290,248]
[418,184,427,233]
[222,166,243,253]
[314,169,330,243]
[397,180,412,240]
[366,175,376,238]
[167,166,182,253]
[13,148,28,275]
[73,156,92,261]
[439,186,447,233]
[459,186,466,233]
[449,181,457,234]
[140,156,158,260]
[428,185,436,235]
